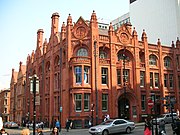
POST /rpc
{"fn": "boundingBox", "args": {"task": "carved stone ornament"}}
[119,32,129,45]
[74,26,87,39]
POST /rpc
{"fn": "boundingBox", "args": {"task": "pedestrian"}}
[21,128,30,135]
[144,118,152,135]
[37,128,44,135]
[159,120,166,135]
[0,129,9,135]
[55,119,61,132]
[65,119,70,132]
[50,127,59,135]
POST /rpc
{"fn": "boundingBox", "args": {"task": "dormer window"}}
[149,55,157,66]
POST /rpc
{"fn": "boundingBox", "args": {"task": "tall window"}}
[164,57,171,68]
[150,72,153,88]
[75,94,82,112]
[123,69,129,83]
[140,71,145,87]
[99,50,107,59]
[149,55,157,66]
[77,48,88,56]
[141,95,146,111]
[169,74,173,88]
[102,94,108,111]
[84,66,89,84]
[101,68,108,84]
[54,73,58,89]
[84,93,90,111]
[75,66,82,84]
[164,74,168,87]
[154,73,159,88]
[178,76,180,90]
[117,69,121,85]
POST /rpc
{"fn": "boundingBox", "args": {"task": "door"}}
[118,97,130,119]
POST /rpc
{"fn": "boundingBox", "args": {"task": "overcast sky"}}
[0,0,129,89]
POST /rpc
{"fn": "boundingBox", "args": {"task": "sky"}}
[0,0,129,89]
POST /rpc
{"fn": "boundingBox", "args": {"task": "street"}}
[4,123,174,135]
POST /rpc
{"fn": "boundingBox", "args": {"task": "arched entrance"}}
[118,97,130,119]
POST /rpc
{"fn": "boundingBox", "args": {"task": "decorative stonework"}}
[74,26,87,39]
[119,32,129,44]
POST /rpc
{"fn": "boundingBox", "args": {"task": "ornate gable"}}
[116,24,132,45]
[72,16,89,40]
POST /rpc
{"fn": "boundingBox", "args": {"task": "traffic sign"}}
[148,99,154,108]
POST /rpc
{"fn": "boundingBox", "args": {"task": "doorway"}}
[118,97,130,119]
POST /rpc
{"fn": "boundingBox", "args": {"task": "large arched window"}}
[77,48,88,56]
[149,55,157,66]
[164,57,171,68]
[99,50,107,59]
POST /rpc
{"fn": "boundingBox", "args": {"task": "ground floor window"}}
[102,94,108,111]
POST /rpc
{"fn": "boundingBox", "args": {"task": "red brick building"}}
[25,11,180,128]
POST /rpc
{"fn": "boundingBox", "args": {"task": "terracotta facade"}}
[21,11,180,128]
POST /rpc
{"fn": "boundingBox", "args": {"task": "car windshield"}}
[100,120,113,125]
[159,114,165,118]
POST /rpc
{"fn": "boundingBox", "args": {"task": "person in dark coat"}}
[65,119,70,132]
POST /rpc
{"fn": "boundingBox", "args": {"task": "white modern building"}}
[130,0,180,45]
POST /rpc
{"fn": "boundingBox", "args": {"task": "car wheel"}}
[102,130,109,135]
[126,127,131,134]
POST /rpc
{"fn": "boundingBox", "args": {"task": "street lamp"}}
[91,104,95,126]
[151,93,158,135]
[29,74,39,135]
[122,48,129,119]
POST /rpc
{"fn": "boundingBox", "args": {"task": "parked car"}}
[6,122,19,128]
[152,113,179,124]
[89,119,135,135]
[3,122,11,128]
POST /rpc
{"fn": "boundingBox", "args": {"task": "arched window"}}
[149,55,157,66]
[77,48,88,56]
[99,50,107,59]
[117,53,129,61]
[164,57,171,68]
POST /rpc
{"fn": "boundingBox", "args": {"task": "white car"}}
[152,113,179,124]
[89,119,135,135]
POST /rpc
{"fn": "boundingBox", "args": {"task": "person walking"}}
[65,119,70,132]
[55,119,61,132]
[50,127,59,135]
[144,118,152,135]
[159,120,166,135]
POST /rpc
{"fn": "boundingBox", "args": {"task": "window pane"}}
[75,94,82,111]
[164,74,168,87]
[77,48,88,56]
[101,68,108,84]
[117,69,121,85]
[84,93,90,111]
[84,66,89,84]
[155,73,159,88]
[169,74,173,88]
[102,94,108,111]
[140,71,145,87]
[150,72,153,87]
[149,55,157,66]
[141,95,146,111]
[99,50,107,59]
[75,66,82,84]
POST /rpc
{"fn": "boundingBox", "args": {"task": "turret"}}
[51,12,60,35]
[37,29,44,49]
[141,29,147,42]
[61,22,66,40]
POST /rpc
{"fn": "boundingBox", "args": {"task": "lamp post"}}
[29,74,39,135]
[122,48,127,119]
[151,93,158,135]
[91,104,95,126]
